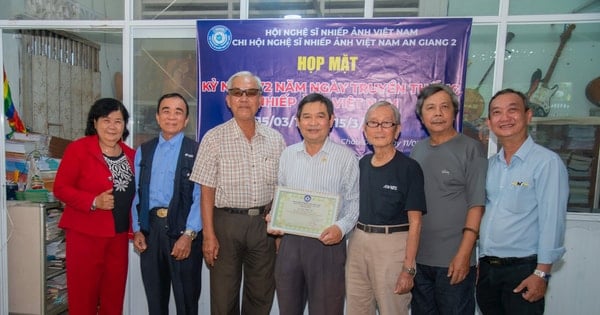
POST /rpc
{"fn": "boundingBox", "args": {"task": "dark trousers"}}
[275,234,346,315]
[411,263,477,315]
[140,215,203,315]
[476,257,544,315]
[210,209,276,315]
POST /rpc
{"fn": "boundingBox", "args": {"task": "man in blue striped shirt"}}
[272,93,360,315]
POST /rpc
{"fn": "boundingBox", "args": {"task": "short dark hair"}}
[157,92,190,117]
[415,83,459,118]
[85,98,130,140]
[488,88,530,117]
[296,93,334,120]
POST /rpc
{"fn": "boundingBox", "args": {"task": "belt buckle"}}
[488,257,502,265]
[156,208,168,218]
[248,208,260,216]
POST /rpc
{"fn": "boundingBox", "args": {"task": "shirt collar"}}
[158,131,184,145]
[298,137,332,155]
[495,135,534,164]
[230,118,265,139]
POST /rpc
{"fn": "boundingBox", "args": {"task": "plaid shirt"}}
[191,118,286,208]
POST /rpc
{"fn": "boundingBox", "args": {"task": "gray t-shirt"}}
[410,133,487,267]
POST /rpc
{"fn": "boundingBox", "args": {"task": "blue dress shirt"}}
[131,132,201,233]
[479,136,568,264]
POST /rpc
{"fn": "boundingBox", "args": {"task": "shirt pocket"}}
[503,181,536,214]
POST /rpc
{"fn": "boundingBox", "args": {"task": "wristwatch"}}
[90,198,97,211]
[533,269,551,282]
[403,266,417,277]
[183,229,197,240]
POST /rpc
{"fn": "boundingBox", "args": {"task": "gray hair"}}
[365,100,401,124]
[226,71,263,91]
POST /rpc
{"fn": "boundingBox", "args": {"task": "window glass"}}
[1,0,123,20]
[135,0,240,19]
[502,23,599,118]
[447,0,499,16]
[502,23,600,211]
[510,0,600,15]
[462,25,498,155]
[133,38,197,147]
[2,29,122,140]
[247,0,365,18]
[373,0,418,17]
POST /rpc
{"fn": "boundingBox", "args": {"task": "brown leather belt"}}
[356,222,409,234]
[216,205,266,216]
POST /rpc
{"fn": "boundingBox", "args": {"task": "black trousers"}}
[476,256,544,315]
[140,215,203,315]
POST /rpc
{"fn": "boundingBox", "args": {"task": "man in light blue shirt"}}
[477,88,568,314]
[131,93,202,315]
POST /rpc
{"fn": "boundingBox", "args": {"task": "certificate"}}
[269,186,340,238]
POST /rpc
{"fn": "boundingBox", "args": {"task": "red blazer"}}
[54,135,135,237]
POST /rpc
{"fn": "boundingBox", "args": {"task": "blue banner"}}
[197,18,472,155]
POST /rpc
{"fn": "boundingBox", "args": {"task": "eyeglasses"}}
[365,121,397,128]
[228,88,261,97]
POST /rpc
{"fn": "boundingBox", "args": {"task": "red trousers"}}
[65,229,129,315]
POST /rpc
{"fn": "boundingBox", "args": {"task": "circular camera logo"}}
[207,25,232,51]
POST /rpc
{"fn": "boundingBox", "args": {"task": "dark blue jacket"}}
[136,136,199,238]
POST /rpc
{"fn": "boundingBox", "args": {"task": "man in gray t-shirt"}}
[410,84,487,315]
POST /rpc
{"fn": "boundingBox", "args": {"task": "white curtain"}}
[20,30,100,140]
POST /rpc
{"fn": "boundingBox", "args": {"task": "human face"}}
[419,90,456,136]
[94,110,125,145]
[487,92,532,141]
[156,96,189,140]
[226,75,262,122]
[297,101,334,146]
[364,106,400,150]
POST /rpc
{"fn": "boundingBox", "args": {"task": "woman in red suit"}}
[54,98,135,314]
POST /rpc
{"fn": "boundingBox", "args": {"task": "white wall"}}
[545,214,600,314]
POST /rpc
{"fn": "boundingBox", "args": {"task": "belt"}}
[356,222,409,234]
[150,207,168,218]
[480,255,537,266]
[216,205,266,216]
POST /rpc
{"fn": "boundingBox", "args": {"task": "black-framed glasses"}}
[228,88,261,97]
[365,121,397,128]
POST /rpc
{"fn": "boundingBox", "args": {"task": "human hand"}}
[95,189,114,210]
[319,225,343,245]
[133,231,147,253]
[513,274,547,302]
[265,214,284,236]
[394,271,414,294]
[202,234,219,266]
[448,253,471,285]
[171,234,193,261]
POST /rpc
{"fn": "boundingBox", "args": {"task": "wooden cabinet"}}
[7,201,67,314]
[529,117,600,211]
